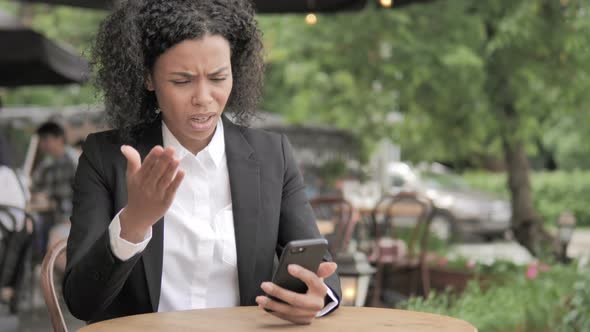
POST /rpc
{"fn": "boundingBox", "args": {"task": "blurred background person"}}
[31,122,77,264]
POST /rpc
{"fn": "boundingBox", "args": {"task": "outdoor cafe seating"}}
[37,193,474,332]
[366,192,434,306]
[310,196,356,255]
[311,191,435,307]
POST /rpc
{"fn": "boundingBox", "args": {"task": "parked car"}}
[386,162,511,241]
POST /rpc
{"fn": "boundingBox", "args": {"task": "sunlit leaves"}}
[259,0,590,167]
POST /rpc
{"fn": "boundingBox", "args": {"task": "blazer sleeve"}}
[276,134,342,310]
[63,134,142,321]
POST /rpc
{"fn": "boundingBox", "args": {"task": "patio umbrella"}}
[19,0,436,12]
[254,0,368,13]
[18,0,369,13]
[0,10,89,87]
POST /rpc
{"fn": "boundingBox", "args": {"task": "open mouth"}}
[188,113,217,131]
[191,115,214,123]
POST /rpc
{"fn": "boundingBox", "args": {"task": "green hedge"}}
[401,263,584,332]
[463,171,590,228]
[558,269,590,331]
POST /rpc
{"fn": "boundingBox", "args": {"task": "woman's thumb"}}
[121,145,141,175]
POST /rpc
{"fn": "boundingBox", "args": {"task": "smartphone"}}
[268,239,328,301]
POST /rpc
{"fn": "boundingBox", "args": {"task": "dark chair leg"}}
[371,262,383,307]
[421,265,430,297]
[409,268,417,296]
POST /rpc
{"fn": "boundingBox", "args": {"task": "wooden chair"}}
[368,192,434,306]
[40,239,67,332]
[310,196,356,256]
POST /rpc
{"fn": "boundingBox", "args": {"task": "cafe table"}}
[79,306,477,332]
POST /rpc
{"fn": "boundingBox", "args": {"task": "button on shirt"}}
[108,119,338,315]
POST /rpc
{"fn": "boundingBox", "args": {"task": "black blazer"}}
[63,116,341,322]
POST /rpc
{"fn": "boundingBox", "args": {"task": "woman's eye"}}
[172,81,190,85]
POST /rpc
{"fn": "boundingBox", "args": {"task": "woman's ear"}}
[146,73,155,91]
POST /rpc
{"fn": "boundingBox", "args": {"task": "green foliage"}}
[401,263,581,332]
[258,2,590,254]
[28,6,105,53]
[3,0,589,159]
[464,171,590,227]
[557,269,590,331]
[3,85,97,107]
[462,172,509,197]
[317,158,348,187]
[259,8,409,160]
[441,257,522,277]
[260,0,590,163]
[543,111,590,170]
[0,1,18,15]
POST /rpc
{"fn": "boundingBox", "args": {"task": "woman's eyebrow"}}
[209,67,230,75]
[169,72,195,78]
[169,67,229,78]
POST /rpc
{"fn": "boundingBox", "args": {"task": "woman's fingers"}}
[124,145,184,216]
[164,169,185,204]
[255,296,318,320]
[156,158,180,193]
[136,146,164,180]
[120,145,184,233]
[287,265,328,299]
[316,262,338,280]
[260,281,324,311]
[144,147,176,190]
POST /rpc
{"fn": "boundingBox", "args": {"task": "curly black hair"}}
[91,0,264,141]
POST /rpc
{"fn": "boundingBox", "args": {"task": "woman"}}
[64,0,341,324]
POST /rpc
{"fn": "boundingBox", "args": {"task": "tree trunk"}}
[501,105,555,256]
[483,9,558,258]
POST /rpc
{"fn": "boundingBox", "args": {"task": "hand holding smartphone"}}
[265,239,328,307]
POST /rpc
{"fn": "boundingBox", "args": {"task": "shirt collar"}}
[161,118,225,167]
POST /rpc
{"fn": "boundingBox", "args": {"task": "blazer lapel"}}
[134,121,165,312]
[223,116,261,305]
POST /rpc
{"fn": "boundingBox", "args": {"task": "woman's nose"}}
[191,82,214,106]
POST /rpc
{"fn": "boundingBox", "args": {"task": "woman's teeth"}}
[192,116,211,123]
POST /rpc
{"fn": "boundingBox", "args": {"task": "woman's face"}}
[147,34,233,154]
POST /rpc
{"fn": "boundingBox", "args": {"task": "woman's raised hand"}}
[119,145,185,243]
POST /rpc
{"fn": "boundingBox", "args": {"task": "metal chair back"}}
[368,192,434,305]
[310,196,355,255]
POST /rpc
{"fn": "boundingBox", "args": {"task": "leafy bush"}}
[440,257,522,277]
[463,171,590,227]
[557,266,590,331]
[400,263,581,332]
